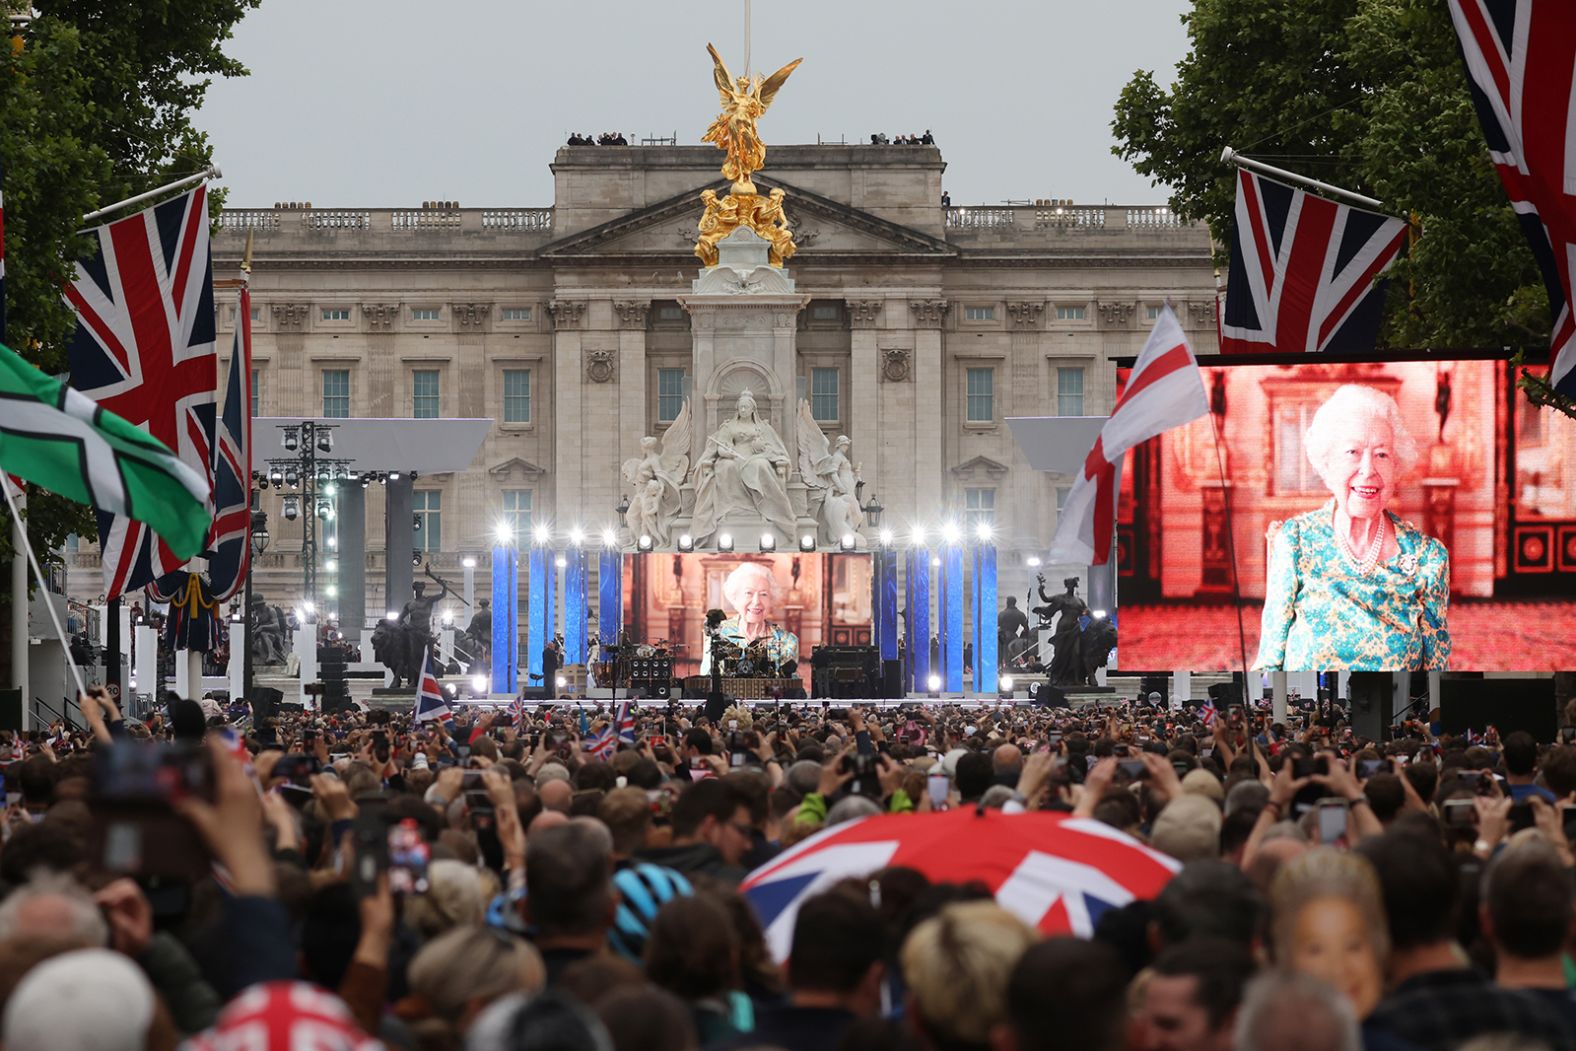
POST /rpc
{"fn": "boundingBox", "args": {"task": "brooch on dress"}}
[1398,553,1418,576]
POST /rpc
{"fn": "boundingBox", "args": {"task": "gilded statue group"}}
[622,391,863,549]
[694,43,802,268]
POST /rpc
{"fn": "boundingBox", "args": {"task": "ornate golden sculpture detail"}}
[696,44,802,269]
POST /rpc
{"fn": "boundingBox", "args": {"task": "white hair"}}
[1304,384,1420,482]
[1235,971,1360,1051]
[721,561,777,613]
[0,870,110,947]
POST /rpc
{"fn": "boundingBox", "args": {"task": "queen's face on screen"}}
[1323,413,1397,522]
[724,564,775,636]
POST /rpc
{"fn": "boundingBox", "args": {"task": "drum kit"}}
[598,635,684,689]
[711,637,781,678]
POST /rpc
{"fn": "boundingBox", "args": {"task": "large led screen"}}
[1115,359,1576,671]
[620,553,874,687]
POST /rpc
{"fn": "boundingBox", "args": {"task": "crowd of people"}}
[3,685,1576,1050]
[868,131,935,146]
[567,132,631,146]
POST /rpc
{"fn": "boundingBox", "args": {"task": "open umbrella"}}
[742,808,1179,961]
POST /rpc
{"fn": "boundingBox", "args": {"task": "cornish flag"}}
[1448,0,1576,397]
[64,184,217,598]
[1221,167,1406,355]
[412,651,451,725]
[741,809,1178,962]
[1048,307,1209,565]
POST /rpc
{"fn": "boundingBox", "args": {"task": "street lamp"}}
[862,492,884,529]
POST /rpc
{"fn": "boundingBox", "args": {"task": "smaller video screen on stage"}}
[618,553,874,692]
[1113,357,1576,672]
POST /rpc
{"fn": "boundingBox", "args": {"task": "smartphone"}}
[1317,798,1349,844]
[1508,802,1536,834]
[387,818,431,895]
[1561,805,1576,843]
[90,743,215,879]
[648,734,668,749]
[462,771,495,819]
[93,742,213,804]
[349,814,387,898]
[1292,756,1330,780]
[1357,758,1388,780]
[1443,798,1478,828]
[272,753,323,786]
[927,772,949,809]
[1117,759,1147,781]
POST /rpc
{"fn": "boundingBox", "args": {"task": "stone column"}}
[910,299,948,526]
[1006,301,1045,563]
[549,299,587,527]
[384,474,414,619]
[847,299,882,527]
[338,483,366,637]
[615,300,650,525]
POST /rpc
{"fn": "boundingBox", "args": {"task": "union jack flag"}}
[614,700,636,744]
[1221,168,1406,355]
[585,724,617,760]
[1448,1,1576,396]
[206,287,253,601]
[1199,698,1217,728]
[508,696,526,730]
[65,185,217,598]
[413,650,452,726]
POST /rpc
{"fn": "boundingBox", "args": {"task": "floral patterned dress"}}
[699,617,800,676]
[1255,499,1451,671]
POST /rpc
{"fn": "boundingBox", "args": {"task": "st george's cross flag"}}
[1448,0,1576,397]
[205,286,254,601]
[1048,306,1209,566]
[412,650,453,726]
[0,341,211,557]
[65,184,217,599]
[1221,167,1407,355]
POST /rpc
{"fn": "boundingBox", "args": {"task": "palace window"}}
[501,307,532,321]
[503,369,531,423]
[412,369,440,419]
[964,305,997,321]
[810,367,840,422]
[502,489,533,544]
[1056,486,1071,516]
[964,487,997,527]
[411,307,441,321]
[1056,305,1087,321]
[1147,304,1163,320]
[413,490,442,552]
[321,307,351,321]
[657,368,687,423]
[966,367,995,423]
[322,369,350,418]
[251,368,261,419]
[1057,367,1085,416]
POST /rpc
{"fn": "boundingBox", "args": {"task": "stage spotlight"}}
[1091,608,1108,619]
[327,537,337,550]
[284,467,298,488]
[325,558,337,572]
[931,556,941,567]
[1026,555,1042,567]
[494,522,512,545]
[678,533,695,552]
[269,467,283,485]
[879,528,894,547]
[799,534,816,552]
[441,609,453,626]
[1000,674,1015,694]
[926,674,942,694]
[941,521,961,544]
[411,551,423,567]
[555,675,567,689]
[975,522,993,542]
[471,674,488,694]
[637,534,654,552]
[389,471,401,481]
[911,525,927,545]
[601,528,617,547]
[444,683,458,698]
[759,532,776,552]
[292,607,305,624]
[282,427,298,451]
[462,556,477,568]
[533,523,551,545]
[569,527,585,546]
[359,475,371,489]
[717,532,734,552]
[554,556,567,568]
[325,584,338,597]
[386,611,399,621]
[839,532,856,551]
[257,476,270,491]
[317,430,333,453]
[282,495,299,521]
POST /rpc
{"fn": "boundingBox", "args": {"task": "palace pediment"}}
[536,175,956,263]
[488,456,547,479]
[950,455,1011,479]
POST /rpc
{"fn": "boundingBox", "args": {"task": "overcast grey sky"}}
[197,0,1192,209]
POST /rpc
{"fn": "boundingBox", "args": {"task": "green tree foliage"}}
[1112,0,1551,360]
[0,0,257,644]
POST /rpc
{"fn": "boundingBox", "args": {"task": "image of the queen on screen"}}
[1255,384,1451,671]
[699,561,800,676]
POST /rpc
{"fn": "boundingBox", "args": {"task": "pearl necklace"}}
[1335,514,1387,575]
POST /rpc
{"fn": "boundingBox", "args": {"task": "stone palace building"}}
[71,143,1218,627]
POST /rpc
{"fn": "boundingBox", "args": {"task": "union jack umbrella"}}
[65,184,217,598]
[741,809,1179,961]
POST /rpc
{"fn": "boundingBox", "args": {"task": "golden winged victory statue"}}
[695,43,803,268]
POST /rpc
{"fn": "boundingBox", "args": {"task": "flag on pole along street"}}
[1448,0,1576,397]
[1048,307,1209,566]
[1220,167,1406,355]
[0,340,211,558]
[206,286,253,601]
[413,649,452,726]
[64,184,217,598]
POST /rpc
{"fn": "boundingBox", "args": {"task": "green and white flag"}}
[0,341,212,559]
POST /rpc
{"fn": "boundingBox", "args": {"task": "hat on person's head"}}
[1181,768,1225,803]
[1150,794,1223,863]
[199,696,224,722]
[411,753,430,770]
[940,747,969,778]
[2,949,154,1051]
[182,981,379,1051]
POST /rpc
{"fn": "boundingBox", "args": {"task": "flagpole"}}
[1206,410,1253,712]
[80,165,221,227]
[1220,147,1385,211]
[2,480,88,705]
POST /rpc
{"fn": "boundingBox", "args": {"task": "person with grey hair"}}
[0,870,110,949]
[1255,383,1450,672]
[826,794,882,826]
[699,560,799,676]
[1235,971,1361,1051]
